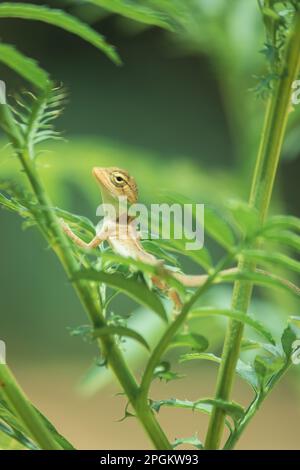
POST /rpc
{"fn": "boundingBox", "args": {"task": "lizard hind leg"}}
[168,288,183,312]
[151,275,182,314]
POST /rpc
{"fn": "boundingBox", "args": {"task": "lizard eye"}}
[111,173,126,187]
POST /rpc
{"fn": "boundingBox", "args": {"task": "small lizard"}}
[60,167,236,309]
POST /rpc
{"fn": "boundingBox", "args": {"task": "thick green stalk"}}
[138,254,233,407]
[21,153,170,449]
[0,105,170,450]
[205,11,300,450]
[139,283,214,404]
[0,365,62,450]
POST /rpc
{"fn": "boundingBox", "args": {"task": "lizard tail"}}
[170,268,300,297]
[171,268,238,287]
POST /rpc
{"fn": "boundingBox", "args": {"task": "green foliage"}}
[93,325,150,351]
[0,367,74,450]
[172,435,203,450]
[242,249,300,274]
[0,0,300,453]
[154,238,212,272]
[179,352,260,391]
[73,269,168,322]
[0,399,38,450]
[163,193,236,251]
[11,87,67,159]
[69,324,94,342]
[189,308,275,344]
[32,408,75,450]
[152,362,184,383]
[168,333,209,352]
[226,200,260,239]
[86,0,175,30]
[151,396,242,430]
[0,3,120,65]
[220,269,300,298]
[0,44,50,90]
[281,324,298,358]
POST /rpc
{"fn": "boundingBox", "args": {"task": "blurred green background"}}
[0,0,299,449]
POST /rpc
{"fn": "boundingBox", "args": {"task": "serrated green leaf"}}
[227,199,260,237]
[242,249,300,274]
[236,360,259,390]
[69,325,93,342]
[220,269,300,298]
[179,352,220,364]
[195,398,244,422]
[0,192,32,218]
[55,207,95,237]
[93,325,150,351]
[172,435,203,449]
[254,349,285,386]
[146,0,185,20]
[154,238,212,272]
[87,0,174,30]
[153,361,184,383]
[241,339,263,351]
[142,240,180,267]
[262,230,300,253]
[189,307,275,344]
[263,215,300,234]
[281,325,298,359]
[100,251,183,291]
[145,197,212,271]
[169,333,209,352]
[178,352,259,391]
[0,43,50,90]
[151,397,213,415]
[150,396,231,431]
[0,423,28,450]
[0,400,38,450]
[204,205,236,250]
[0,3,120,65]
[254,355,270,384]
[151,397,242,424]
[0,104,23,146]
[0,392,74,450]
[0,421,34,450]
[241,340,283,358]
[0,366,65,450]
[162,193,235,251]
[1,87,67,160]
[73,269,168,322]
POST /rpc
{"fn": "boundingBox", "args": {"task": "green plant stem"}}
[21,154,170,449]
[138,254,234,406]
[0,365,62,450]
[224,361,291,449]
[204,10,300,450]
[0,105,171,450]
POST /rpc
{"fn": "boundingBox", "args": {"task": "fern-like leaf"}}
[11,86,66,159]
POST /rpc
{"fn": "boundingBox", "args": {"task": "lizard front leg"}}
[60,218,109,249]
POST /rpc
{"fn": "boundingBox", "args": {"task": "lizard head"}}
[92,167,138,205]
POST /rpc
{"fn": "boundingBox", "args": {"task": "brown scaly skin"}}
[60,167,183,309]
[60,167,300,310]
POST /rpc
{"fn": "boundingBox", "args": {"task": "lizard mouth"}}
[92,167,119,202]
[92,167,108,189]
